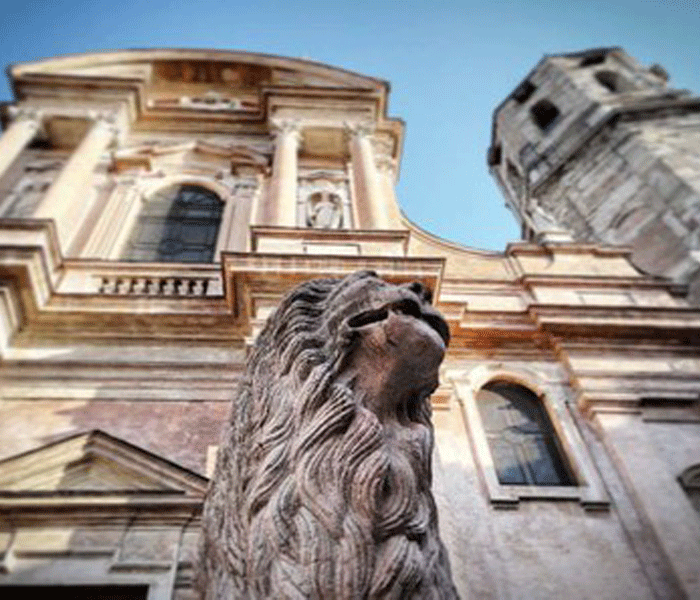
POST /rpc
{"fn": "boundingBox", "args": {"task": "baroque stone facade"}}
[0,49,699,600]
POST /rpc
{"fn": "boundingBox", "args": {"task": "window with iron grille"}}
[476,381,574,486]
[122,184,223,263]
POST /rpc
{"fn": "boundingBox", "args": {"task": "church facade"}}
[0,48,698,599]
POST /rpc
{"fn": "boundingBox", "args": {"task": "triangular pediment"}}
[0,430,207,497]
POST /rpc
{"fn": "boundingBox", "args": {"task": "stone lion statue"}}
[199,270,459,599]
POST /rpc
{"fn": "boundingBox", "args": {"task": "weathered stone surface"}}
[199,271,459,599]
[490,48,700,299]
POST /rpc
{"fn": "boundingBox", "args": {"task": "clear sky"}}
[1,0,699,251]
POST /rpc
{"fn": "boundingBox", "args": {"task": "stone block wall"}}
[533,113,700,283]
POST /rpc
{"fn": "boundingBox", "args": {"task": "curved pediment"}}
[9,50,394,131]
[10,49,388,92]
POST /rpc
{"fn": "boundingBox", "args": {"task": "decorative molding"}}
[270,119,302,142]
[222,249,444,323]
[6,105,44,124]
[371,133,394,157]
[345,120,375,137]
[0,429,208,496]
[375,154,397,175]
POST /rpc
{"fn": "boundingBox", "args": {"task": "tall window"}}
[122,184,223,263]
[476,381,574,486]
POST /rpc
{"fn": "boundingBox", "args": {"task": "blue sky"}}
[1,0,699,251]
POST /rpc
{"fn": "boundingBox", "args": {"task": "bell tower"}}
[489,47,700,301]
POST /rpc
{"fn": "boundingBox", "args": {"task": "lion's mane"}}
[200,271,458,599]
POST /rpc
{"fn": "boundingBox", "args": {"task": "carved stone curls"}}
[199,271,459,599]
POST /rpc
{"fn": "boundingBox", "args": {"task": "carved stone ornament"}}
[306,190,343,229]
[199,271,459,599]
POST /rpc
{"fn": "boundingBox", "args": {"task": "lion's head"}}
[200,271,458,599]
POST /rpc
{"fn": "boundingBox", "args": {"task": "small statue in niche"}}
[306,190,343,229]
[199,271,460,600]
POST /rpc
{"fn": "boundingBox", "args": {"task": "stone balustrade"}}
[96,275,217,297]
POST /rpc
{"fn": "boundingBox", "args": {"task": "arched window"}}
[122,184,223,263]
[679,465,700,515]
[530,99,560,132]
[476,381,574,486]
[595,70,636,93]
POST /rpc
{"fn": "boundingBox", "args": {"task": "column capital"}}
[345,121,375,137]
[371,133,394,156]
[86,111,120,145]
[375,155,397,175]
[6,105,43,128]
[270,119,302,142]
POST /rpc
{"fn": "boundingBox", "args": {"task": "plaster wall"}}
[595,412,700,599]
[431,358,662,600]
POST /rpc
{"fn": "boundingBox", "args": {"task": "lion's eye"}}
[347,306,389,328]
[390,298,422,319]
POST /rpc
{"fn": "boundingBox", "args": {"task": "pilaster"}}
[375,154,403,228]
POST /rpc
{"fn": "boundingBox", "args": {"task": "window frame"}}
[452,365,609,509]
[87,177,236,262]
[476,381,576,487]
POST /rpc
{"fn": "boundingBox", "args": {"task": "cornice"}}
[2,220,698,350]
[9,49,389,91]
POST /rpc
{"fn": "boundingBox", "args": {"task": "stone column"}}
[34,114,117,250]
[0,109,42,181]
[376,155,403,228]
[270,121,301,227]
[348,123,388,229]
